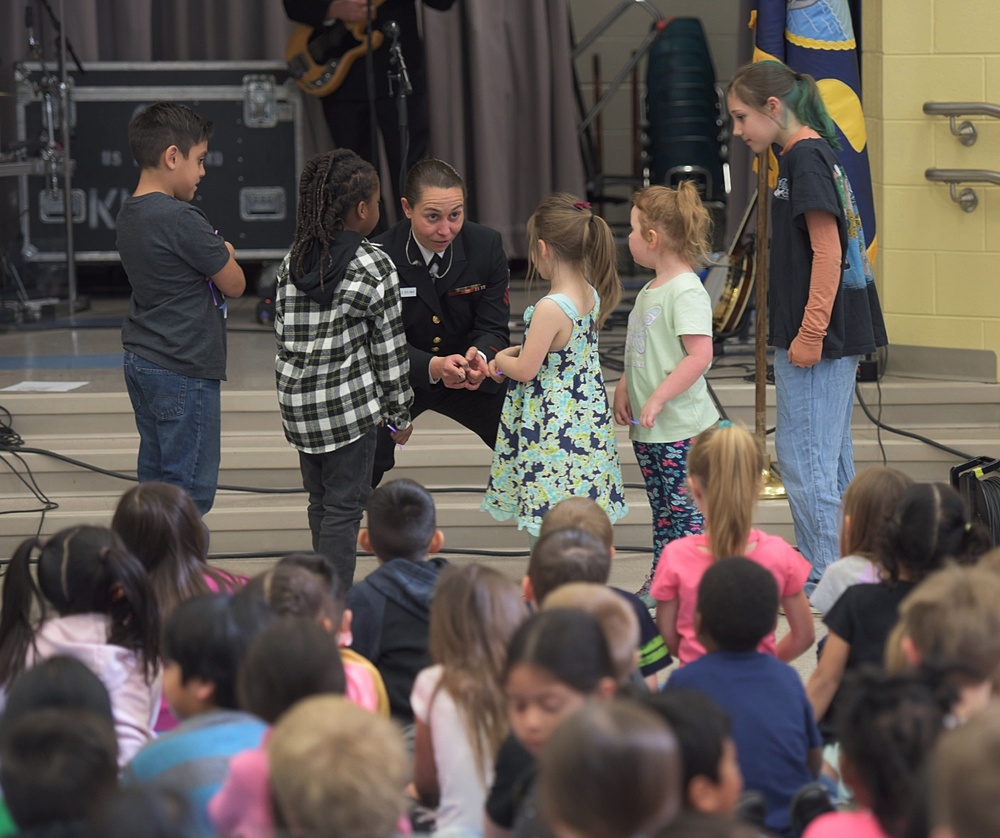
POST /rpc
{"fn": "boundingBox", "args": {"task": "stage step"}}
[0,377,997,561]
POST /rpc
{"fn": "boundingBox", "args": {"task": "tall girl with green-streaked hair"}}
[727,60,887,590]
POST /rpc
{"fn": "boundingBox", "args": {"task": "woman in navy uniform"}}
[372,159,510,486]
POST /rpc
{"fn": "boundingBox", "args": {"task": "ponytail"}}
[103,543,161,683]
[0,538,46,687]
[687,425,764,560]
[728,60,840,150]
[526,194,622,329]
[585,212,622,328]
[632,182,712,268]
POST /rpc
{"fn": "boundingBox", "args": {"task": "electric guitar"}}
[285,1,388,98]
[706,195,757,337]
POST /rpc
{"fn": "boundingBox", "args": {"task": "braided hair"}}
[289,149,379,280]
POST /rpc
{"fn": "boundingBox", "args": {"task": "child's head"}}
[259,552,348,635]
[0,708,118,831]
[885,566,1000,718]
[161,593,273,716]
[696,557,777,653]
[127,101,213,170]
[91,785,203,838]
[687,425,763,560]
[503,609,618,756]
[268,695,409,838]
[839,467,913,559]
[237,617,346,724]
[641,689,743,816]
[543,583,640,684]
[0,525,159,688]
[726,60,839,150]
[631,182,712,268]
[880,482,992,584]
[538,496,614,551]
[360,478,442,563]
[0,655,113,737]
[539,700,682,838]
[526,193,622,328]
[836,667,950,838]
[931,702,1000,838]
[290,148,381,271]
[111,481,222,617]
[525,528,612,604]
[429,564,528,777]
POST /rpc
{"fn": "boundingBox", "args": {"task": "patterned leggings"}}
[633,437,704,580]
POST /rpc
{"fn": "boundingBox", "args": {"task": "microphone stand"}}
[385,22,412,204]
[34,0,82,313]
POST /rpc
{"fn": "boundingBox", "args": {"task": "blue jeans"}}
[298,427,377,591]
[773,350,857,584]
[123,350,221,516]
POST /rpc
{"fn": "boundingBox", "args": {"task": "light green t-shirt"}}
[623,271,719,443]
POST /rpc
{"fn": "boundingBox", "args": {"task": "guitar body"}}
[286,4,388,98]
[712,234,756,337]
[708,196,758,338]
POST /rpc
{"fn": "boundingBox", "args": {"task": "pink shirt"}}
[804,810,889,838]
[650,529,811,665]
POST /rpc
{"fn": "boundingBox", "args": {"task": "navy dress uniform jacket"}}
[374,219,511,393]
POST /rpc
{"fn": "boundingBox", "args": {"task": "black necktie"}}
[428,254,443,280]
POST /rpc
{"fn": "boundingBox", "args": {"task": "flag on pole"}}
[751,0,877,262]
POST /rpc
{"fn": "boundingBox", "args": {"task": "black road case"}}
[15,61,303,263]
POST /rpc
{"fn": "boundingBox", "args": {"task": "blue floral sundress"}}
[481,289,628,536]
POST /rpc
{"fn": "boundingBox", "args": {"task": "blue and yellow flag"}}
[752,0,877,262]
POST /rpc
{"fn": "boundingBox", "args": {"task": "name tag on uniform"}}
[401,287,417,298]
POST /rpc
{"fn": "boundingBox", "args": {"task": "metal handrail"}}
[924,168,1000,213]
[925,168,1000,186]
[923,102,1000,119]
[923,102,1000,146]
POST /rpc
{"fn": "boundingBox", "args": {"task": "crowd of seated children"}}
[123,593,272,826]
[806,482,992,788]
[268,696,410,838]
[246,552,389,714]
[208,617,347,838]
[6,459,1000,838]
[666,557,822,838]
[537,701,682,838]
[484,609,618,838]
[808,467,912,616]
[651,424,814,667]
[0,525,161,765]
[543,582,642,688]
[411,564,528,837]
[803,668,951,838]
[349,478,449,727]
[931,702,1000,838]
[884,564,1000,723]
[535,497,672,685]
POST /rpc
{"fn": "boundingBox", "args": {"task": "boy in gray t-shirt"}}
[117,102,245,516]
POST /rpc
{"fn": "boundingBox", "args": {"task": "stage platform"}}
[0,282,997,600]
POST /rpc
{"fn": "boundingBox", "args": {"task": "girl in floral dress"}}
[481,194,627,540]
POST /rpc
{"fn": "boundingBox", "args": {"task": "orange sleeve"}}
[788,210,841,367]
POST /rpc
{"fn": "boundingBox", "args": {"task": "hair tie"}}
[573,201,592,212]
[794,72,804,82]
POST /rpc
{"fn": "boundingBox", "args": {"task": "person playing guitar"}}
[283,0,456,203]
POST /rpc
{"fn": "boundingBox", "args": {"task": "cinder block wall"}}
[865,0,1000,381]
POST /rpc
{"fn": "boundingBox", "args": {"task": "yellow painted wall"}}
[865,0,1000,380]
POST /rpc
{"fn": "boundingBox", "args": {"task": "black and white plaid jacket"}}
[274,242,412,453]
